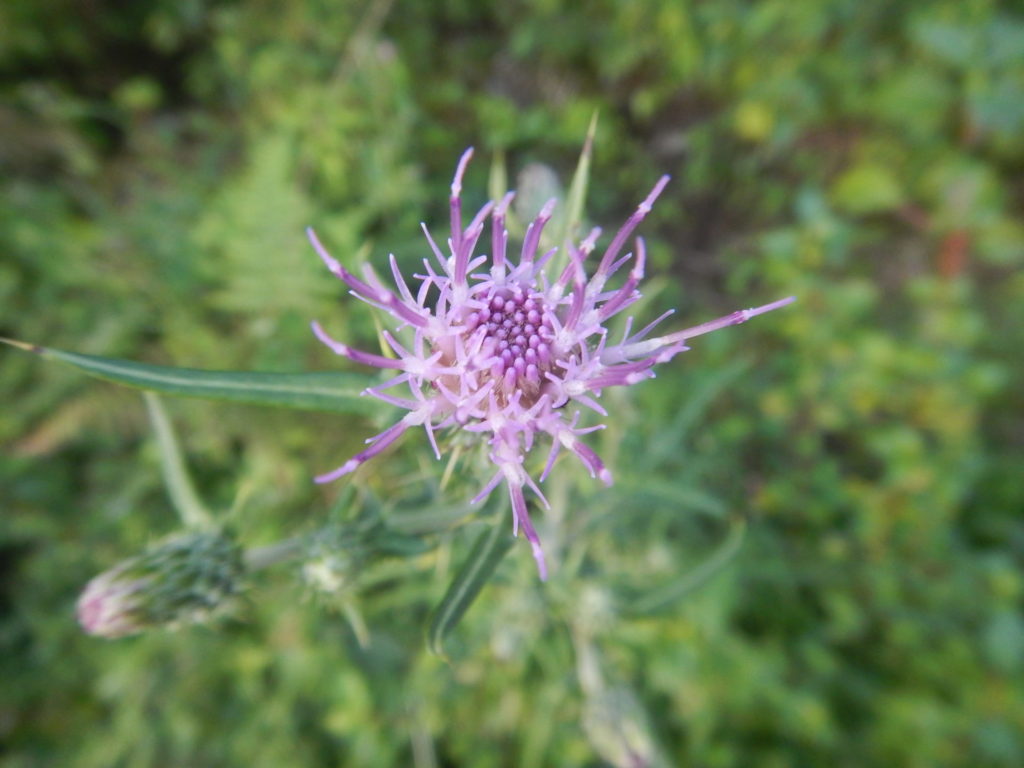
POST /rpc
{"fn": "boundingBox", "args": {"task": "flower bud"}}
[300,516,431,597]
[301,551,354,596]
[76,529,245,638]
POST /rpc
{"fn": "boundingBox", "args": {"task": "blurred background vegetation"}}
[2,0,1023,765]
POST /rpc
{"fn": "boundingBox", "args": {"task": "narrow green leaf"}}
[144,392,213,529]
[1,338,379,414]
[488,148,508,209]
[489,149,526,241]
[552,111,598,276]
[621,518,747,616]
[428,519,514,657]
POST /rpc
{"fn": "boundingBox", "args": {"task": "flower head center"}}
[460,284,559,406]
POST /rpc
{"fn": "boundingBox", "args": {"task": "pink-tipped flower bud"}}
[76,529,245,638]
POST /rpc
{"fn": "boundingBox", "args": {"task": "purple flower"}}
[310,148,793,579]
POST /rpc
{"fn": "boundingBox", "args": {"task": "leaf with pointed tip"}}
[1,338,379,414]
[428,519,513,657]
[551,111,598,275]
[488,148,509,213]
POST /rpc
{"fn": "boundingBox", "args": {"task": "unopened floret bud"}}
[76,529,245,638]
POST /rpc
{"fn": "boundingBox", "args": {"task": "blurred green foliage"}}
[2,0,1022,766]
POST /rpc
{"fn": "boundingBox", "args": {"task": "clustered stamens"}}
[463,287,556,403]
[310,148,794,579]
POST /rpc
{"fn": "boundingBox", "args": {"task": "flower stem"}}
[244,537,305,571]
[144,392,213,530]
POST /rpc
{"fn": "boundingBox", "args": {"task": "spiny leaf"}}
[1,338,379,414]
[428,519,514,657]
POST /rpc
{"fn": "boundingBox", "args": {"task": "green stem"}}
[144,392,213,530]
[244,537,305,571]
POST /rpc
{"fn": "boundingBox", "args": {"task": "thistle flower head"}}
[77,529,245,638]
[310,148,793,579]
